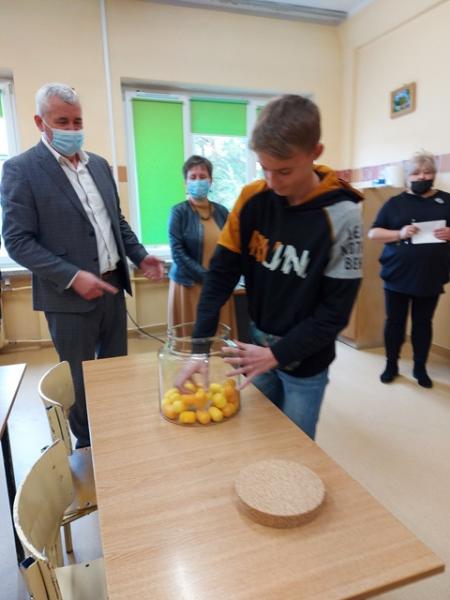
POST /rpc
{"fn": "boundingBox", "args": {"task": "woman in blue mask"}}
[368,151,450,388]
[168,155,235,331]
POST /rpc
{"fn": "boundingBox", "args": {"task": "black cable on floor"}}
[126,310,166,344]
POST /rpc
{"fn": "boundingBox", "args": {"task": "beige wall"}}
[106,0,342,167]
[0,0,342,221]
[0,0,110,156]
[338,0,450,168]
[338,0,450,352]
[1,274,168,345]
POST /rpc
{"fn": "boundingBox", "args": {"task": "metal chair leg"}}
[64,523,73,553]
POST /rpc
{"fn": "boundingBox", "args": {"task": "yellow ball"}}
[194,389,208,409]
[181,393,196,408]
[208,406,224,422]
[162,404,177,420]
[222,402,237,418]
[172,399,186,414]
[196,410,211,425]
[212,393,227,409]
[228,389,240,405]
[223,383,235,400]
[179,411,196,424]
[209,382,222,394]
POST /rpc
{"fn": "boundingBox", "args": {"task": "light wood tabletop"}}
[0,362,27,562]
[84,354,444,600]
[0,363,26,437]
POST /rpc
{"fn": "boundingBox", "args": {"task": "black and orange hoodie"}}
[193,165,364,377]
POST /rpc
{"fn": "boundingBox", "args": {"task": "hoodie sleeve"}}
[192,181,266,339]
[271,201,363,367]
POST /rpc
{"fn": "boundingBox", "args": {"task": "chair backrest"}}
[39,361,75,454]
[20,556,63,600]
[39,361,75,413]
[14,440,74,567]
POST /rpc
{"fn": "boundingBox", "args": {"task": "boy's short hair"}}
[182,155,213,179]
[250,94,321,158]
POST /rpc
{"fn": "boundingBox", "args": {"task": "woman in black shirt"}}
[369,151,450,388]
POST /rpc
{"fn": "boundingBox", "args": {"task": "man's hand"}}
[222,341,278,389]
[434,226,450,241]
[174,358,209,393]
[140,255,165,281]
[71,270,118,300]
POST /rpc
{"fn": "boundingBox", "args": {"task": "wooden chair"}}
[13,440,107,600]
[38,361,97,553]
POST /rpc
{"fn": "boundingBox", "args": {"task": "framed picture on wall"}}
[390,82,416,118]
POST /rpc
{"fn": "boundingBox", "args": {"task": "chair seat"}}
[64,447,97,519]
[55,557,107,600]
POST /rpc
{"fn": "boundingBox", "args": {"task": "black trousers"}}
[45,273,127,446]
[384,289,440,365]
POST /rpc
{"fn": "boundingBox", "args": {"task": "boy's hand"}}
[174,358,209,393]
[222,341,278,389]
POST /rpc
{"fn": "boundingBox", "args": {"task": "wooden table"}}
[0,363,26,562]
[84,354,444,600]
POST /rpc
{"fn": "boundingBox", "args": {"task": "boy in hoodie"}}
[190,94,363,439]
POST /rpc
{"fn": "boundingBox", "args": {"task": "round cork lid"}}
[234,459,325,528]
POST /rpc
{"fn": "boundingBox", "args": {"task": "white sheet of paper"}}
[411,220,446,244]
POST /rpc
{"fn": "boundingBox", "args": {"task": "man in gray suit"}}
[1,83,164,447]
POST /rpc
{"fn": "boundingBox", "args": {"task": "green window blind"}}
[132,99,185,245]
[0,91,3,118]
[190,98,247,136]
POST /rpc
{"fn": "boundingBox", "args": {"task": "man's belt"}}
[100,269,117,281]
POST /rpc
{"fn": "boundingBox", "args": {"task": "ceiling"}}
[256,0,369,11]
[149,0,374,24]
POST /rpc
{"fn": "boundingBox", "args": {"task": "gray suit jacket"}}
[0,141,147,313]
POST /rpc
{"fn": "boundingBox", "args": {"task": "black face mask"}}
[410,179,434,195]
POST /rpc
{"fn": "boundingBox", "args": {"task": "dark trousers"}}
[46,274,127,446]
[384,289,440,365]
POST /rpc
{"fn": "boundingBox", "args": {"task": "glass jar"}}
[158,322,241,426]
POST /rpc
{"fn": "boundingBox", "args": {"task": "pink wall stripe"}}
[337,152,450,183]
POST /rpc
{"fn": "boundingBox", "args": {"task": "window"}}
[124,89,269,251]
[192,134,247,209]
[0,80,20,266]
[190,98,248,210]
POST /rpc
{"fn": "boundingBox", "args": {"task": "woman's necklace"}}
[189,199,212,221]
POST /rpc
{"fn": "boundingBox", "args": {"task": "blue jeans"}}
[252,368,329,440]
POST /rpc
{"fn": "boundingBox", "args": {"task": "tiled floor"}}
[0,337,449,599]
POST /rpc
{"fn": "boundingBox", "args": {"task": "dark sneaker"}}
[380,362,399,383]
[413,366,433,388]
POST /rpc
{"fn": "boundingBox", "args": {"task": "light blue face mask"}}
[187,178,211,200]
[44,121,84,157]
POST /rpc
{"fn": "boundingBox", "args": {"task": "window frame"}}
[0,79,21,269]
[123,86,272,255]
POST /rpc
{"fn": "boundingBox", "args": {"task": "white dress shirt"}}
[42,136,120,280]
